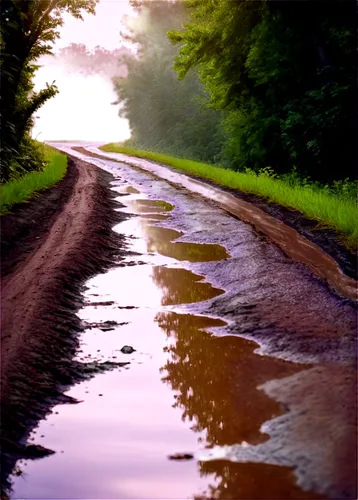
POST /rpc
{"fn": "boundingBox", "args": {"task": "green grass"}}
[101,143,358,249]
[0,145,67,214]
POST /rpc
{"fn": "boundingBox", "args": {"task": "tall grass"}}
[0,146,67,214]
[101,143,358,249]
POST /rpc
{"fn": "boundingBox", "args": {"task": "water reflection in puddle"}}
[80,265,224,310]
[128,198,174,213]
[12,188,314,499]
[123,195,228,269]
[117,185,140,194]
[146,225,229,262]
[139,213,170,221]
[117,217,229,263]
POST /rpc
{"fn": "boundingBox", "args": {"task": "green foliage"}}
[7,135,47,181]
[330,179,358,202]
[113,0,223,163]
[106,0,357,247]
[0,146,67,213]
[0,0,96,181]
[114,0,355,183]
[168,0,356,181]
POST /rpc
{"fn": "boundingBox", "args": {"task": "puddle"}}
[145,225,229,262]
[115,199,229,262]
[152,267,224,305]
[88,145,357,300]
[116,185,140,194]
[11,173,320,499]
[80,265,224,310]
[12,307,309,499]
[138,213,170,221]
[128,199,174,213]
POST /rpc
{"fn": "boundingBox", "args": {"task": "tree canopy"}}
[2,0,355,183]
[1,0,97,181]
[113,0,224,163]
[117,0,356,181]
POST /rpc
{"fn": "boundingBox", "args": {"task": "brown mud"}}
[261,365,357,498]
[164,155,356,281]
[186,175,358,281]
[1,160,78,279]
[0,157,131,495]
[2,152,357,498]
[72,147,358,280]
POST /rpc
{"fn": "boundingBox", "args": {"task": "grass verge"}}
[0,145,67,214]
[101,143,357,249]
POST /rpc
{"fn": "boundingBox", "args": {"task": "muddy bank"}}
[1,160,78,279]
[0,157,130,494]
[75,147,357,282]
[173,165,357,281]
[185,175,358,281]
[264,365,357,499]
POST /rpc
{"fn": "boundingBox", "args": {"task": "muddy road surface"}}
[2,143,357,499]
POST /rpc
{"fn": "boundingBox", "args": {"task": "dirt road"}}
[1,145,357,499]
[1,158,129,494]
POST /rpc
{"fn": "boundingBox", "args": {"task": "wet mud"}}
[1,160,79,279]
[0,158,131,495]
[5,144,357,499]
[107,146,358,281]
[71,144,356,498]
[73,146,357,299]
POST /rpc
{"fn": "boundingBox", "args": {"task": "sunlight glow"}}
[32,65,130,142]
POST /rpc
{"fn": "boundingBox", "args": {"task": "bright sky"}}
[54,0,133,51]
[33,0,134,142]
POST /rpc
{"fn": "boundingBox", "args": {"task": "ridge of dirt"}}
[77,147,357,280]
[0,160,78,279]
[191,177,358,281]
[0,157,130,496]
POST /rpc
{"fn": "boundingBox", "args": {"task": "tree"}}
[168,0,356,181]
[113,0,224,163]
[0,0,97,181]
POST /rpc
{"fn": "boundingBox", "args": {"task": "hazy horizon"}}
[33,0,135,142]
[54,0,133,51]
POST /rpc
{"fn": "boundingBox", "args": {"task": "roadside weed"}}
[0,146,67,214]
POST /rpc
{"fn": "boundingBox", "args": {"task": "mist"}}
[32,47,131,143]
